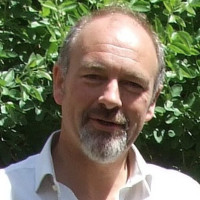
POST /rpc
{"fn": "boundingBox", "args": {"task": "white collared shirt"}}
[0,131,200,200]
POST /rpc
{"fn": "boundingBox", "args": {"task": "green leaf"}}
[46,25,57,42]
[22,90,29,101]
[1,104,7,114]
[7,89,21,99]
[35,107,42,115]
[30,21,43,28]
[19,100,34,111]
[67,15,76,26]
[0,78,6,86]
[185,4,196,15]
[184,93,196,108]
[46,42,58,58]
[171,84,183,97]
[190,0,200,7]
[21,83,32,93]
[195,28,200,41]
[165,115,177,124]
[173,108,182,116]
[41,1,57,11]
[168,14,176,23]
[26,53,44,68]
[35,107,45,121]
[0,43,3,51]
[169,42,191,55]
[4,69,15,83]
[153,129,165,143]
[168,15,186,27]
[1,87,9,96]
[179,65,197,79]
[150,0,160,3]
[59,1,77,12]
[164,1,172,12]
[131,1,151,12]
[0,50,18,58]
[171,31,193,46]
[31,86,44,102]
[36,71,52,80]
[40,7,50,17]
[154,17,165,39]
[168,130,176,137]
[166,71,176,79]
[174,15,186,27]
[78,3,89,15]
[166,24,174,39]
[164,100,173,111]
[155,106,166,114]
[190,48,199,55]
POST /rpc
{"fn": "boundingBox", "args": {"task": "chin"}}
[79,126,128,164]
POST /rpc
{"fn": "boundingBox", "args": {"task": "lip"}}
[89,117,125,133]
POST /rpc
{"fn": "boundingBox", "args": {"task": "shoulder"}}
[0,154,38,181]
[148,164,199,184]
[148,164,200,199]
[1,154,38,175]
[0,154,38,199]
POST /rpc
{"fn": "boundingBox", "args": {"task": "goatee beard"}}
[79,106,129,163]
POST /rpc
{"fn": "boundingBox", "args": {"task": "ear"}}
[53,65,65,105]
[145,85,163,122]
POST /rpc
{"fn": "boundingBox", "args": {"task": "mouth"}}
[97,118,125,127]
[89,117,126,133]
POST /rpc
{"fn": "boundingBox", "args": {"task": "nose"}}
[98,79,122,109]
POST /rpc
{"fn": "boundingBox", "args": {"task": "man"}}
[0,6,200,200]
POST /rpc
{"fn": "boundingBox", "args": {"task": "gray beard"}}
[79,126,128,164]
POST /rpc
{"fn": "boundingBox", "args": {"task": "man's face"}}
[54,14,159,163]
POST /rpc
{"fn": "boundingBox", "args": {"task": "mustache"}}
[83,105,129,127]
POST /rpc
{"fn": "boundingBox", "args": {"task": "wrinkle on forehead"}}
[81,51,139,70]
[83,43,139,63]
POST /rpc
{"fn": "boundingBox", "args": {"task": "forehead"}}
[76,14,154,50]
[70,13,158,81]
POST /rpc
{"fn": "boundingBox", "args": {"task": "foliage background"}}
[0,0,200,182]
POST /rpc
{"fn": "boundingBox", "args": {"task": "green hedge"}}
[0,0,200,182]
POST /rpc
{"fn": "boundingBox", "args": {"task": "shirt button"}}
[52,184,58,192]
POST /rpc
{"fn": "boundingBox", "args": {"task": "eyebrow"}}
[80,61,107,72]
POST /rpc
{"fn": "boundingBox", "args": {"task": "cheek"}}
[125,108,146,146]
[123,91,152,114]
[74,80,101,102]
[65,82,98,119]
[123,95,151,132]
[123,95,148,115]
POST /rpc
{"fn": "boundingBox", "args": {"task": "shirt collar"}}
[34,131,152,195]
[121,145,152,194]
[35,130,60,192]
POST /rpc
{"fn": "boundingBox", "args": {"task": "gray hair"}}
[57,5,165,93]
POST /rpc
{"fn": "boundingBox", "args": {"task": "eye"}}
[82,74,106,84]
[121,80,144,92]
[83,74,103,80]
[126,81,142,88]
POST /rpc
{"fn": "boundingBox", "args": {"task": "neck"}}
[52,134,129,200]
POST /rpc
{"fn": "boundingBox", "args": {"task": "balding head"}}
[57,6,165,93]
